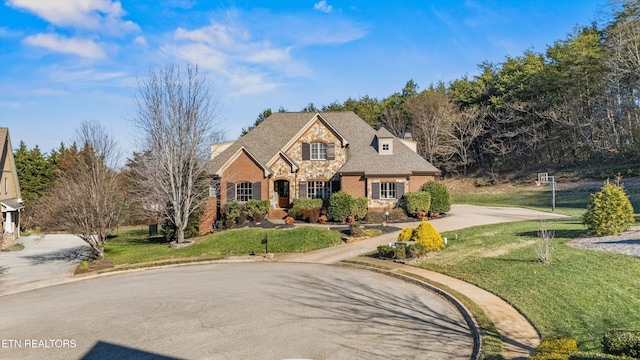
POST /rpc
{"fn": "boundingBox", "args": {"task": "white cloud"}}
[314,1,333,13]
[6,0,139,35]
[134,35,148,46]
[48,68,129,83]
[164,9,366,95]
[23,33,106,59]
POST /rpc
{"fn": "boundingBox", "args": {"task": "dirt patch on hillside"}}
[442,176,640,195]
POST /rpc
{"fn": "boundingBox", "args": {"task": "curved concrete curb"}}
[339,262,481,360]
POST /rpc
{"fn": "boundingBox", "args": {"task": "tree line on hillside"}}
[243,1,639,176]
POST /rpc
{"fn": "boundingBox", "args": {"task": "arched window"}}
[236,182,253,201]
[311,142,327,160]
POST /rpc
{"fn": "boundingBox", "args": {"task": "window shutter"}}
[331,180,341,193]
[371,182,380,200]
[396,182,405,199]
[298,181,307,198]
[253,182,262,200]
[327,143,335,160]
[302,143,310,160]
[226,182,235,201]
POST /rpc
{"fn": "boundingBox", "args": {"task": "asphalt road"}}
[0,262,473,360]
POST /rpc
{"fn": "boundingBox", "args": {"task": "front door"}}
[275,180,290,208]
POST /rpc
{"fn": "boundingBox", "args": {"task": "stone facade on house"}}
[206,112,440,224]
[286,119,346,183]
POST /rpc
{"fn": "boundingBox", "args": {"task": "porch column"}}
[5,211,12,233]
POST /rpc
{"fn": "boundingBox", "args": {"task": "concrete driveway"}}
[279,204,567,264]
[0,234,91,296]
[0,262,474,360]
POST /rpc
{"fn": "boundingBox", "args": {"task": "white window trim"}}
[307,180,331,199]
[311,142,327,160]
[236,182,253,202]
[380,182,397,199]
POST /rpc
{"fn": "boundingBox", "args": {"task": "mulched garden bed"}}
[74,257,114,275]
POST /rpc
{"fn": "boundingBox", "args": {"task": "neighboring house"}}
[203,111,439,228]
[0,128,24,249]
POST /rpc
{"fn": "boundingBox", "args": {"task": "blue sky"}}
[0,0,607,160]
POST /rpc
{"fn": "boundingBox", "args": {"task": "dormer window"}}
[379,139,393,155]
[311,142,327,160]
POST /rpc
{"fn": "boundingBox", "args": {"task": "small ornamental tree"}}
[420,181,451,213]
[582,181,635,236]
[411,219,445,252]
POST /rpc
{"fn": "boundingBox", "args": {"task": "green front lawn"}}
[451,183,640,218]
[419,218,640,351]
[106,226,343,266]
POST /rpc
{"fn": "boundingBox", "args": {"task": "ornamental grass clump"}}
[411,219,444,252]
[582,181,635,236]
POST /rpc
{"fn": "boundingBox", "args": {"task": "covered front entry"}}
[274,180,290,208]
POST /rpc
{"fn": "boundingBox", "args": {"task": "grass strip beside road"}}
[106,226,343,265]
[419,218,640,352]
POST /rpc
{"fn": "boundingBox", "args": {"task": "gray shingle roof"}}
[208,111,439,176]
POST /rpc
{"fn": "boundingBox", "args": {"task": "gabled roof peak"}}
[376,127,395,138]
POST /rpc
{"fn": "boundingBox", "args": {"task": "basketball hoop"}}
[537,173,549,184]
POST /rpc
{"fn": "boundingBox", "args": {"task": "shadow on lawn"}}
[517,229,586,240]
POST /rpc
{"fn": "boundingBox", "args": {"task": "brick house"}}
[203,112,439,229]
[0,128,24,249]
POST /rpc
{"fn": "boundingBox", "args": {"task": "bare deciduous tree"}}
[406,92,456,164]
[130,64,223,244]
[38,121,125,259]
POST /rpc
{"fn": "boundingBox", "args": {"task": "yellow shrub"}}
[397,227,414,242]
[530,337,578,360]
[411,219,444,252]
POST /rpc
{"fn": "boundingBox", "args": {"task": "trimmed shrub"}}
[583,181,635,236]
[530,337,579,360]
[411,219,444,252]
[288,198,323,219]
[328,191,353,222]
[421,181,451,213]
[318,215,327,224]
[223,200,241,221]
[237,211,247,225]
[350,197,368,220]
[377,245,395,259]
[284,216,295,225]
[603,329,640,358]
[376,245,406,260]
[393,245,406,260]
[365,211,387,224]
[301,208,320,223]
[388,207,407,221]
[397,227,414,242]
[403,191,431,217]
[570,352,635,360]
[245,199,270,221]
[407,242,427,258]
[349,223,364,237]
